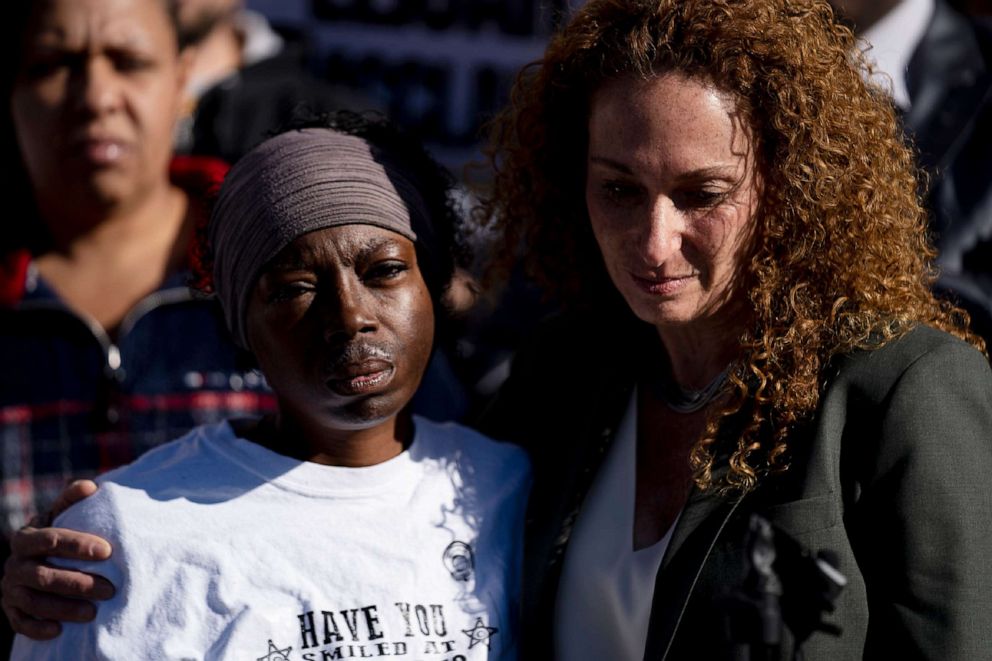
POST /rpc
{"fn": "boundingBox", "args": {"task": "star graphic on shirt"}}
[257,639,293,661]
[462,617,498,649]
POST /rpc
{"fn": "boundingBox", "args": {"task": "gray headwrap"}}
[209,128,437,350]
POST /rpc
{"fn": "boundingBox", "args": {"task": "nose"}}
[71,56,123,117]
[640,196,683,265]
[321,280,378,345]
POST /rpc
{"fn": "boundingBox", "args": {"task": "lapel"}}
[904,0,992,173]
[642,479,745,660]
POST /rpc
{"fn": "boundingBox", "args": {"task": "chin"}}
[70,177,138,210]
[621,293,693,327]
[324,393,408,431]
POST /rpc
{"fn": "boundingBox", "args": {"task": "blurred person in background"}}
[0,0,277,651]
[830,0,992,341]
[172,0,376,163]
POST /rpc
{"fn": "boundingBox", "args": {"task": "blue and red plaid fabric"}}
[0,266,276,536]
[0,157,277,537]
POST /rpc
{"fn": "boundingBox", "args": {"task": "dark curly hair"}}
[482,0,985,493]
[189,111,474,340]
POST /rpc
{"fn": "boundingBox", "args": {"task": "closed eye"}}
[20,52,73,80]
[109,50,155,73]
[673,188,727,210]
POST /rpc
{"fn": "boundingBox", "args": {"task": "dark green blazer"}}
[481,313,992,660]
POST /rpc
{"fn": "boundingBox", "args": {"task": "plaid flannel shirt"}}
[0,264,277,537]
[0,157,277,537]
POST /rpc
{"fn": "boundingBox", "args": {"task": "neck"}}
[40,182,187,260]
[656,315,744,391]
[33,182,190,332]
[186,18,243,96]
[257,409,413,468]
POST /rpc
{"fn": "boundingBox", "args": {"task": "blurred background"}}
[247,0,578,176]
[245,0,992,177]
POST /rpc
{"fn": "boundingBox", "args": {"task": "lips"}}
[81,140,126,165]
[630,272,695,296]
[67,132,131,167]
[323,343,397,397]
[326,360,395,396]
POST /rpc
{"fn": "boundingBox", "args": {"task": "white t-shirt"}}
[12,417,530,661]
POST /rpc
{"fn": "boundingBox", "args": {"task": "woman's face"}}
[246,225,435,437]
[586,72,761,336]
[10,0,185,214]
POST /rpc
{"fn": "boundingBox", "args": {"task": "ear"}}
[168,46,196,133]
[440,267,481,317]
[175,45,196,100]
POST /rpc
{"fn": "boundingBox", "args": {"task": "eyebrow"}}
[264,234,405,272]
[355,235,402,256]
[264,257,309,273]
[27,21,158,52]
[588,156,635,174]
[588,155,740,181]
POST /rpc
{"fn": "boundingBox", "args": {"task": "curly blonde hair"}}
[482,0,985,493]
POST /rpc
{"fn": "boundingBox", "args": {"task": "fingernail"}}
[94,582,115,600]
[88,540,112,559]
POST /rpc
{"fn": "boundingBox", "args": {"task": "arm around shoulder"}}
[9,486,125,660]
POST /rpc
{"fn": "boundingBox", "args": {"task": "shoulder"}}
[52,422,238,549]
[96,422,234,486]
[412,416,531,486]
[0,250,31,308]
[819,326,992,477]
[830,325,990,403]
[414,416,531,466]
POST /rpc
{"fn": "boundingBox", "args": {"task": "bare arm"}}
[1,481,115,640]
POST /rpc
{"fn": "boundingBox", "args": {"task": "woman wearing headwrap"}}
[9,118,529,660]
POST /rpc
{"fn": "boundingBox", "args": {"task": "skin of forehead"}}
[26,0,178,53]
[589,72,752,181]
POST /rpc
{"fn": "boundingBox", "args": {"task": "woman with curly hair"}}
[476,0,992,658]
[7,0,992,659]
